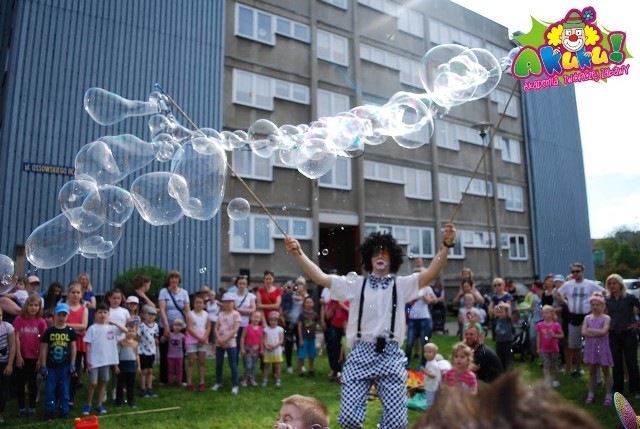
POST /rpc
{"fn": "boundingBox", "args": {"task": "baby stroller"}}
[430,302,448,335]
[511,313,534,361]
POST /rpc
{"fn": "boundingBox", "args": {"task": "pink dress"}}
[583,314,613,366]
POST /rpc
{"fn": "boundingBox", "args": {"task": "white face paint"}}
[374,259,389,271]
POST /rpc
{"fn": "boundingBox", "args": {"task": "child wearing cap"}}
[125,296,141,325]
[138,305,160,398]
[262,310,284,387]
[39,302,77,421]
[582,292,613,406]
[212,293,241,394]
[82,303,127,416]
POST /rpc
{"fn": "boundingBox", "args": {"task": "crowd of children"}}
[0,264,622,427]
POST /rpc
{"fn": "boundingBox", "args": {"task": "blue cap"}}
[54,303,70,314]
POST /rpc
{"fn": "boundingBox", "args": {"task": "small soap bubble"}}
[199,267,207,274]
[346,271,358,284]
[227,198,250,220]
[321,249,329,256]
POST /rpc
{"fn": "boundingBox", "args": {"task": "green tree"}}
[113,266,168,303]
[594,228,640,280]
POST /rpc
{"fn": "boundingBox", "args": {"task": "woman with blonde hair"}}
[605,273,640,396]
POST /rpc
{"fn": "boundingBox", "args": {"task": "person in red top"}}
[536,304,564,388]
[256,271,282,323]
[325,299,349,382]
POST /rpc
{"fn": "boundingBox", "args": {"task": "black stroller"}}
[511,313,534,361]
[430,302,448,335]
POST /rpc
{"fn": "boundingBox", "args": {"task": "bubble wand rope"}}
[157,86,289,237]
[447,80,519,223]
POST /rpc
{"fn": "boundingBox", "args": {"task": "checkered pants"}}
[338,340,408,429]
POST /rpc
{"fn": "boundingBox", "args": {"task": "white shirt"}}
[423,359,442,392]
[234,291,257,327]
[331,272,420,347]
[408,286,435,319]
[84,323,120,367]
[556,278,604,314]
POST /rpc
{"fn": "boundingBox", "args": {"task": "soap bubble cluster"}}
[25,44,517,269]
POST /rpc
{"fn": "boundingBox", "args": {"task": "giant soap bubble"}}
[25,214,81,269]
[28,43,515,269]
[169,140,227,221]
[130,172,185,226]
[0,254,15,287]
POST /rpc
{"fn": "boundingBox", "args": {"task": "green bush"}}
[112,266,168,303]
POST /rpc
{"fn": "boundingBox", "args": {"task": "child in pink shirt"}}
[443,342,477,394]
[536,305,564,388]
[167,319,186,385]
[240,311,263,387]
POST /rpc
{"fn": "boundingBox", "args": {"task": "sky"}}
[449,0,640,238]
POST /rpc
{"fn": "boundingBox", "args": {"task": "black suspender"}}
[356,276,397,340]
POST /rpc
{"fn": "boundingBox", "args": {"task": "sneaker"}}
[148,389,158,397]
[141,389,150,398]
[585,394,594,405]
[249,378,258,387]
[261,379,268,387]
[45,414,54,422]
[286,367,293,374]
[28,408,36,417]
[210,384,221,391]
[186,384,195,391]
[81,405,91,416]
[198,383,207,392]
[96,405,107,415]
[570,370,582,379]
[604,395,614,407]
[551,380,560,388]
[240,380,248,387]
[275,379,282,388]
[231,386,239,395]
[301,365,306,373]
[129,402,137,409]
[18,408,27,417]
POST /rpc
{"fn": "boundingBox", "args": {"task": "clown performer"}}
[285,223,456,429]
[551,9,598,57]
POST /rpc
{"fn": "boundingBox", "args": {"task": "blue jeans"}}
[45,366,70,416]
[405,318,432,367]
[216,346,239,386]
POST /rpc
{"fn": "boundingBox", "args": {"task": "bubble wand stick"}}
[447,80,519,223]
[154,84,289,237]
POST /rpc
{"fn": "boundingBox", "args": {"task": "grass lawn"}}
[0,333,628,428]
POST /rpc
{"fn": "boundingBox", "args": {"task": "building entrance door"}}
[319,225,359,275]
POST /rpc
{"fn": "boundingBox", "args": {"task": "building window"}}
[235,3,275,45]
[232,150,273,180]
[317,29,349,66]
[428,18,482,48]
[448,239,465,258]
[321,0,348,9]
[489,89,519,118]
[365,223,434,257]
[508,234,528,260]
[317,89,350,118]
[232,69,273,110]
[434,121,461,151]
[233,69,310,110]
[404,168,432,200]
[407,227,434,257]
[319,157,352,190]
[497,183,524,212]
[235,3,310,45]
[397,57,422,88]
[230,215,274,253]
[485,42,509,63]
[272,216,313,239]
[496,136,522,164]
[397,7,424,38]
[363,161,405,184]
[438,173,462,203]
[462,230,497,249]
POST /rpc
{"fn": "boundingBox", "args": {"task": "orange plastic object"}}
[74,415,99,429]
